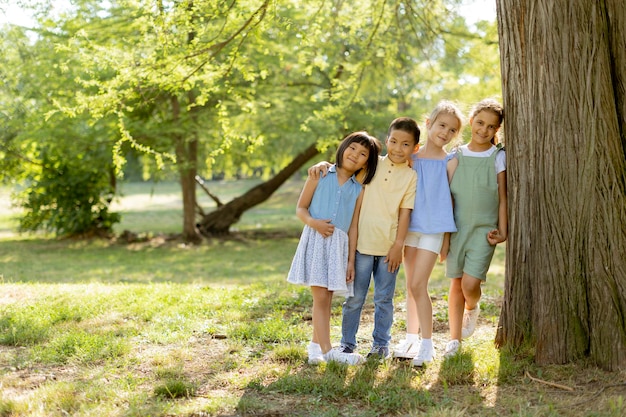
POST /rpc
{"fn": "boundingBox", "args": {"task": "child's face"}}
[470,110,500,147]
[426,113,460,147]
[342,142,370,172]
[385,129,417,164]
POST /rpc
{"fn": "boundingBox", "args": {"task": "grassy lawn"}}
[0,180,624,416]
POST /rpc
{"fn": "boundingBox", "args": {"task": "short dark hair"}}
[336,131,381,185]
[388,117,420,145]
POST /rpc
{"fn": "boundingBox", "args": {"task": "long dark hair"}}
[336,131,381,184]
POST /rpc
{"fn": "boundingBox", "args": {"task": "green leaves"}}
[1,0,500,236]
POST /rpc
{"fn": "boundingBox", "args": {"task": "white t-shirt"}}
[459,144,506,174]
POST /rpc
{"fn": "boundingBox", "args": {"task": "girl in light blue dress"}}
[288,131,380,365]
[394,101,464,367]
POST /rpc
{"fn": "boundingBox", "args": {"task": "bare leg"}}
[461,273,482,310]
[408,249,438,339]
[311,286,333,353]
[448,277,464,341]
[403,246,420,335]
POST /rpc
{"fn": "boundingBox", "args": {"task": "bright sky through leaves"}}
[1,0,496,27]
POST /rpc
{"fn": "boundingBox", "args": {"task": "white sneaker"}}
[393,338,420,359]
[444,340,461,358]
[412,342,435,367]
[307,342,325,365]
[324,348,365,365]
[461,303,480,339]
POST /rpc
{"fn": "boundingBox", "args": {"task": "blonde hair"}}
[427,100,465,148]
[429,100,465,130]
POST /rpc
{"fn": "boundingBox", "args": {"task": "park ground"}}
[0,180,624,416]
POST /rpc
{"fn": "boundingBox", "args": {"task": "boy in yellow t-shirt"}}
[309,117,419,359]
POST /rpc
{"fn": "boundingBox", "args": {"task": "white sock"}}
[420,338,432,348]
[406,333,419,343]
[309,342,322,353]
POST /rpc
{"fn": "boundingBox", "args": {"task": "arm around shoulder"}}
[307,161,333,179]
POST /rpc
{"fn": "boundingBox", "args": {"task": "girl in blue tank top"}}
[394,101,464,367]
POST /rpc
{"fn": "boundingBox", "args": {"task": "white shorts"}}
[405,231,444,254]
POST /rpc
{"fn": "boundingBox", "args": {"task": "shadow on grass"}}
[237,358,436,417]
[231,322,470,417]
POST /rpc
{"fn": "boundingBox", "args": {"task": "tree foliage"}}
[0,0,501,239]
[0,14,120,236]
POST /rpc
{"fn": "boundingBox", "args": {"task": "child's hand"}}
[384,243,403,272]
[346,261,355,283]
[439,244,449,262]
[439,233,450,262]
[487,229,506,245]
[307,162,332,179]
[313,219,335,238]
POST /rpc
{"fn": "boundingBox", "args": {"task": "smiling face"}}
[426,113,461,148]
[341,141,371,173]
[385,129,417,164]
[469,110,501,151]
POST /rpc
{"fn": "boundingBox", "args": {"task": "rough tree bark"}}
[196,142,320,236]
[495,0,626,370]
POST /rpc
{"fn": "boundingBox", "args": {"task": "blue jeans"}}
[341,251,398,350]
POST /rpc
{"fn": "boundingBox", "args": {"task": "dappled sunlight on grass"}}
[1,183,624,416]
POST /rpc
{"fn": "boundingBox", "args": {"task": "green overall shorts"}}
[446,145,502,280]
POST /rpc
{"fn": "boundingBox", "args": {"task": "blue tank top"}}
[308,165,363,233]
[408,153,457,234]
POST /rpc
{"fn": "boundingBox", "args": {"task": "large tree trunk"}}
[197,142,320,236]
[495,0,626,370]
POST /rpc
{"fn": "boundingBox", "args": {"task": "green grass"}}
[0,180,623,417]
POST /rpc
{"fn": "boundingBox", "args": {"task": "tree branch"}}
[195,175,224,207]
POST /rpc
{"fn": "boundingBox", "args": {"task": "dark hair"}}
[336,131,381,185]
[387,117,420,145]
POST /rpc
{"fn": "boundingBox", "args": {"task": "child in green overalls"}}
[443,99,507,358]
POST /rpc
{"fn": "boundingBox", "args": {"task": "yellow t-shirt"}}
[357,155,417,256]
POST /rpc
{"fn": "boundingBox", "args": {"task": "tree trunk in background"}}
[171,94,202,244]
[179,134,201,244]
[196,142,320,236]
[495,0,626,370]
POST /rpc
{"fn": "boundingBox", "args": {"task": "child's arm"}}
[307,161,333,180]
[447,154,458,181]
[346,190,364,283]
[487,171,508,245]
[441,156,458,262]
[439,232,450,262]
[385,207,411,273]
[296,177,335,238]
